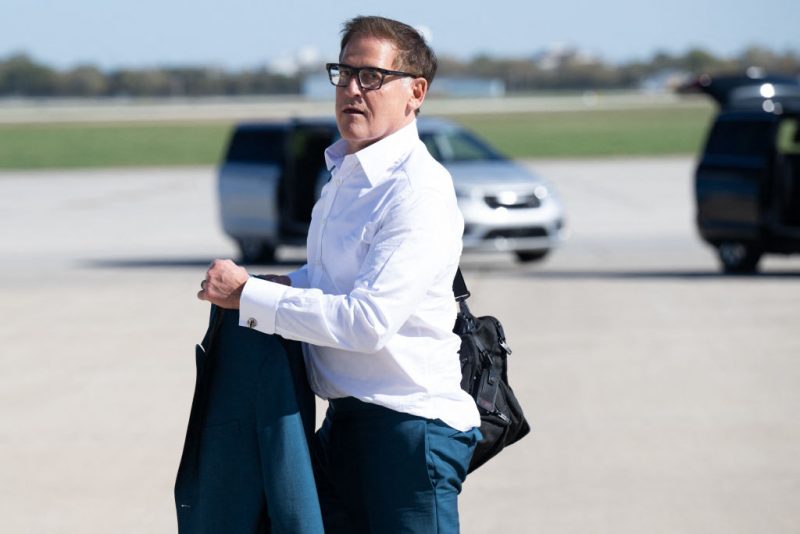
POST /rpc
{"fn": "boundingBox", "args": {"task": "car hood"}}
[443,160,544,189]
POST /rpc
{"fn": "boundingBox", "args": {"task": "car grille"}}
[484,192,541,209]
[485,227,548,239]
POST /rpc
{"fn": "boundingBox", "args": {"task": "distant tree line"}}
[437,46,800,91]
[0,54,300,97]
[1,46,798,97]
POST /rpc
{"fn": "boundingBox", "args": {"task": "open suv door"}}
[680,72,800,273]
[218,120,337,262]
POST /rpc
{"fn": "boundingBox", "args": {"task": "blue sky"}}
[2,0,798,70]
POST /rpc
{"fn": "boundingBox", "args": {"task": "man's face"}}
[335,35,425,154]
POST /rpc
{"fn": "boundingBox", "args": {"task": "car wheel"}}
[237,238,276,264]
[717,242,761,274]
[515,250,550,263]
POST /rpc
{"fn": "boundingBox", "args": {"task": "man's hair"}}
[339,16,438,88]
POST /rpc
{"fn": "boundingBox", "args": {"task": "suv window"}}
[777,118,800,155]
[225,128,286,164]
[704,120,773,158]
[420,131,502,163]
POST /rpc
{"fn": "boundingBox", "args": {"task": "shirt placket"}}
[310,161,349,288]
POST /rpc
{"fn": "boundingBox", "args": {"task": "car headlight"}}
[534,185,549,200]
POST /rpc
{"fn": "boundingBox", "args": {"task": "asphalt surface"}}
[1,158,799,534]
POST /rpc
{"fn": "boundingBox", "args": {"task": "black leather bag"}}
[453,269,531,473]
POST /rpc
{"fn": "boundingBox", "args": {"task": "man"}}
[199,15,480,533]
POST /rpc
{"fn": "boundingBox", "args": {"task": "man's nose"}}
[342,75,362,96]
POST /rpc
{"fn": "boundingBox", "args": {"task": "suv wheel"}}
[237,238,276,264]
[717,242,762,274]
[515,250,550,263]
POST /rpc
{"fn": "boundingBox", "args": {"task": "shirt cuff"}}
[239,276,291,334]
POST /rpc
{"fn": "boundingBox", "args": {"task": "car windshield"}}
[420,130,504,163]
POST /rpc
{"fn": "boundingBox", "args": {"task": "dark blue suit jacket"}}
[174,305,323,533]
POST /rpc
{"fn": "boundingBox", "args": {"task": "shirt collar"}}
[325,120,419,185]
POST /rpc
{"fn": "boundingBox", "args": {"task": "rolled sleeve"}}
[239,277,291,335]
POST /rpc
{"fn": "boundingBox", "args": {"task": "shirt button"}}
[247,318,257,329]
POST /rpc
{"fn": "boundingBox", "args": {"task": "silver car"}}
[418,118,565,262]
[218,117,565,263]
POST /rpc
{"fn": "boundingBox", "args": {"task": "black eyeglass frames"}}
[325,63,420,90]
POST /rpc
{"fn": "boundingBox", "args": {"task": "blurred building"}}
[639,69,692,92]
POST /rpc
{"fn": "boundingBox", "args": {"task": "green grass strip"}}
[456,107,716,158]
[0,105,716,169]
[0,121,232,169]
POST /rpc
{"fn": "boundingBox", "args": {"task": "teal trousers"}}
[312,397,480,533]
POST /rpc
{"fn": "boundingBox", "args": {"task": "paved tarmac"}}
[1,158,799,533]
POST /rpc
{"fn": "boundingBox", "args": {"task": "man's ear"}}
[407,77,428,114]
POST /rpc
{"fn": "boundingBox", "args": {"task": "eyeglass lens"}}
[329,66,384,89]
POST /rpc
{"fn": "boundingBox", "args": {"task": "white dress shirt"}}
[239,120,480,432]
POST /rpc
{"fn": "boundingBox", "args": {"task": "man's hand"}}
[198,259,250,309]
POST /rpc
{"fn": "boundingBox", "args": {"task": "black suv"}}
[681,72,800,273]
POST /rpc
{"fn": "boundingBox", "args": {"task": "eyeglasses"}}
[326,63,420,91]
